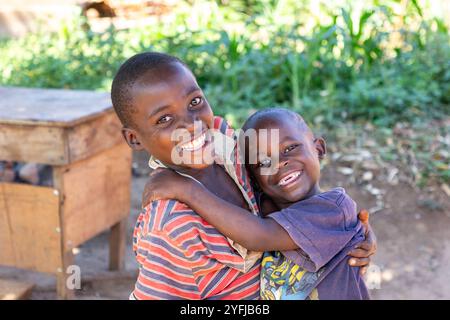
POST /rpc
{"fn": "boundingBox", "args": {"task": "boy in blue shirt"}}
[140,107,371,300]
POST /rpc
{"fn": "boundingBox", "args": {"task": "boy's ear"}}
[122,127,144,151]
[314,137,326,160]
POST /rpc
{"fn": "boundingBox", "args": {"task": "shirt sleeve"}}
[132,199,253,299]
[162,207,261,299]
[131,202,201,299]
[163,207,251,275]
[268,189,363,272]
[133,230,202,300]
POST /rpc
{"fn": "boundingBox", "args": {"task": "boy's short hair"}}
[111,52,186,128]
[239,107,310,168]
[242,107,307,132]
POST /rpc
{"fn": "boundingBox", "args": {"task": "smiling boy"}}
[145,108,371,299]
[112,52,263,299]
[111,52,376,300]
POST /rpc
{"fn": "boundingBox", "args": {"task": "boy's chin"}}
[170,155,216,170]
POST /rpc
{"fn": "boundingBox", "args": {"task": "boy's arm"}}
[143,168,299,251]
[185,182,299,251]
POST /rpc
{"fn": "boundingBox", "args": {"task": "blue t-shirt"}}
[260,188,370,300]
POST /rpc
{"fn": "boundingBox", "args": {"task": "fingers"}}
[142,186,157,208]
[356,238,377,256]
[354,241,373,252]
[347,248,372,258]
[348,257,371,268]
[358,209,370,224]
[366,227,377,249]
[358,209,370,236]
[143,169,167,207]
[351,222,377,266]
[142,192,151,209]
[142,191,161,209]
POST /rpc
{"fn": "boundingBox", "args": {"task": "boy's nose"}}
[179,113,200,132]
[277,158,289,169]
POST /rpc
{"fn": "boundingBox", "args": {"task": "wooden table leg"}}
[56,250,75,300]
[109,218,127,271]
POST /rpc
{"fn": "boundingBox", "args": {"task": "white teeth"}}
[180,133,206,151]
[278,171,302,186]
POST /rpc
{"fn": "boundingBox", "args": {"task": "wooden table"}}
[0,87,132,299]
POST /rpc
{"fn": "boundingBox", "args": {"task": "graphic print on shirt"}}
[260,251,324,300]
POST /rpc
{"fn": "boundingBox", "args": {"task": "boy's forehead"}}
[244,116,314,158]
[254,115,313,140]
[130,63,199,108]
[135,62,196,88]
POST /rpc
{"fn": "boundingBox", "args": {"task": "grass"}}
[0,0,448,185]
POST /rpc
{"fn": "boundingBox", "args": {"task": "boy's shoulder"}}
[288,187,358,230]
[140,199,222,238]
[141,199,200,233]
[316,187,355,209]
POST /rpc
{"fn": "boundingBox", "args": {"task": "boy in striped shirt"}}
[111,52,376,299]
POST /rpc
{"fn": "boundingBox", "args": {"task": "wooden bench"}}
[0,87,132,299]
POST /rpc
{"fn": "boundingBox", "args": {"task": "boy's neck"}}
[274,183,322,210]
[167,163,217,184]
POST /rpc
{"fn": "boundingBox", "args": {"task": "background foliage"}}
[0,0,448,185]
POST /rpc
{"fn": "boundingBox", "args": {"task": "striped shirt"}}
[131,116,263,300]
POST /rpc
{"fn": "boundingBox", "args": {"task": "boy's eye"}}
[156,115,173,124]
[284,144,298,153]
[258,158,272,168]
[190,97,203,107]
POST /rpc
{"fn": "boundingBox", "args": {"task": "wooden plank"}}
[54,143,132,250]
[66,111,124,163]
[0,183,63,274]
[0,279,35,300]
[0,112,124,164]
[0,87,112,127]
[0,124,67,164]
[109,218,127,271]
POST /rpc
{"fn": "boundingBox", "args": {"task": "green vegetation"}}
[0,0,448,185]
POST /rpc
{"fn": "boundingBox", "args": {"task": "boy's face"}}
[247,116,326,207]
[123,62,215,170]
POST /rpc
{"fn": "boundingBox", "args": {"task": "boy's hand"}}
[347,209,377,276]
[141,168,194,208]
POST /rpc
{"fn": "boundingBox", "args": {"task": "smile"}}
[179,132,207,152]
[278,170,303,187]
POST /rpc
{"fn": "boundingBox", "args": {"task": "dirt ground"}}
[1,151,449,300]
